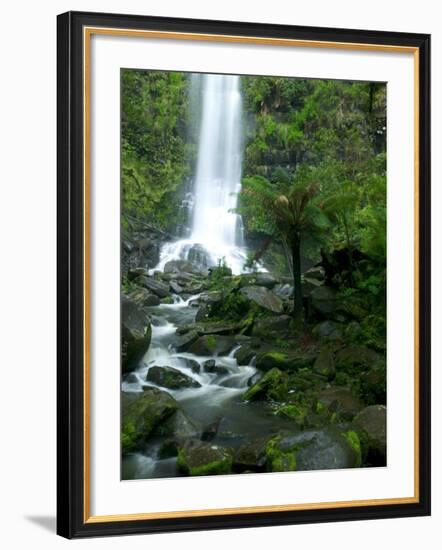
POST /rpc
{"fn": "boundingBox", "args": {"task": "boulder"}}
[255,350,316,372]
[243,368,287,402]
[176,356,201,373]
[252,315,292,339]
[177,440,233,476]
[138,276,170,298]
[234,345,255,366]
[234,438,269,472]
[266,428,361,472]
[121,388,179,453]
[311,286,338,315]
[240,286,283,314]
[121,297,152,373]
[154,409,200,439]
[352,405,386,464]
[317,387,363,420]
[335,346,383,372]
[164,259,197,274]
[313,348,336,380]
[189,335,235,356]
[255,272,278,288]
[173,330,199,352]
[146,366,201,389]
[203,360,230,375]
[127,287,160,307]
[312,320,343,340]
[127,267,149,281]
[169,280,183,294]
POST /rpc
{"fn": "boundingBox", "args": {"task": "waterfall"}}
[191,74,244,254]
[154,73,247,275]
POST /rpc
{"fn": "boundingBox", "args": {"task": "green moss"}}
[206,335,216,352]
[275,404,306,425]
[266,436,297,472]
[243,368,287,402]
[342,430,362,467]
[267,352,288,363]
[177,448,233,476]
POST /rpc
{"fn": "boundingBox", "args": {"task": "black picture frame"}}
[57,10,431,539]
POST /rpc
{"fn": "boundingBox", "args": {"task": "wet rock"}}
[189,335,235,356]
[176,356,201,373]
[203,360,230,375]
[243,368,287,402]
[173,330,199,352]
[154,409,200,439]
[234,438,268,472]
[266,428,361,472]
[139,276,170,298]
[317,387,363,420]
[234,345,255,366]
[177,440,233,476]
[121,297,152,373]
[240,286,283,314]
[352,405,386,464]
[121,388,179,453]
[146,366,201,389]
[169,280,183,294]
[313,348,336,380]
[164,259,197,274]
[201,416,223,441]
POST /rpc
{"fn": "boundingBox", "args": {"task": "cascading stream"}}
[154,73,247,275]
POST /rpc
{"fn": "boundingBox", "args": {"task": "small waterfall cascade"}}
[154,73,247,275]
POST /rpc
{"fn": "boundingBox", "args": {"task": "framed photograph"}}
[57,11,431,538]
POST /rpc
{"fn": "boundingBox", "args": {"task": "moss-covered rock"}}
[121,297,152,374]
[177,440,233,476]
[266,428,361,472]
[275,403,308,427]
[234,438,269,472]
[146,366,201,389]
[243,368,287,402]
[234,345,255,366]
[256,349,316,372]
[352,405,386,465]
[121,388,179,453]
[189,334,235,356]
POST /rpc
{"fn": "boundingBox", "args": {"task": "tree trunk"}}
[292,232,302,318]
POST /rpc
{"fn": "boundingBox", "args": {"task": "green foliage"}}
[121,69,192,230]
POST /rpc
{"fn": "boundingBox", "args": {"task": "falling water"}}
[154,73,247,275]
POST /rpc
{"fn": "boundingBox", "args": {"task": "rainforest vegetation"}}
[121,69,387,480]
